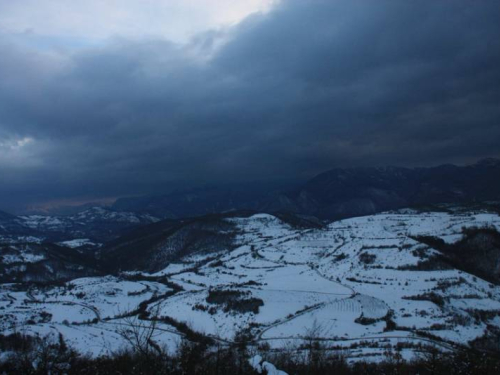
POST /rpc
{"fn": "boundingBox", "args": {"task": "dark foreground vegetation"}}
[1,332,500,374]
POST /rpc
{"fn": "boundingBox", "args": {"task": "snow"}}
[1,252,45,264]
[0,236,43,244]
[1,209,500,361]
[59,238,97,248]
[19,208,160,235]
[250,355,288,375]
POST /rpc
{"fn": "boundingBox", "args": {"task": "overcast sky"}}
[1,0,500,213]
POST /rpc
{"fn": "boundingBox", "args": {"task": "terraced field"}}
[1,210,500,361]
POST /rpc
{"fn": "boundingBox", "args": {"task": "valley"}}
[2,208,500,363]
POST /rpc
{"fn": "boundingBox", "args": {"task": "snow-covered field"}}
[1,210,500,361]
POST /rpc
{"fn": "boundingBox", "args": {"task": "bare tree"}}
[117,303,163,358]
[303,319,325,369]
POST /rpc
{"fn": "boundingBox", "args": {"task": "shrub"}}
[359,252,376,265]
[206,289,264,314]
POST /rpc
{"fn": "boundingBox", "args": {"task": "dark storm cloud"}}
[1,0,500,211]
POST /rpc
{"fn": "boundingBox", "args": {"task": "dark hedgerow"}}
[402,292,446,308]
[359,252,376,265]
[206,288,264,314]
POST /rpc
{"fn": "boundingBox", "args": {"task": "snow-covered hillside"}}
[1,210,500,361]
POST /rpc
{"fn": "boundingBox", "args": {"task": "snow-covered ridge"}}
[21,207,159,229]
[4,206,162,244]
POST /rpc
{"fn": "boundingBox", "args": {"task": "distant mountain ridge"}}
[279,158,500,219]
[112,186,271,218]
[111,158,500,220]
[2,158,499,242]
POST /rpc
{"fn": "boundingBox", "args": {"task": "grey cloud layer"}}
[1,0,500,209]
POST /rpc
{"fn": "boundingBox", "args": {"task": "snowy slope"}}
[1,209,500,361]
